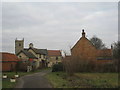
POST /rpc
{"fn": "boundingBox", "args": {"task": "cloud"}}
[2,2,118,54]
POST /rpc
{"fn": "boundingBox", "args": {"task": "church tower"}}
[15,38,24,54]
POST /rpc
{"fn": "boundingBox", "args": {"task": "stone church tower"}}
[15,38,24,54]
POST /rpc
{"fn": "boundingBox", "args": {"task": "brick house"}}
[71,29,113,64]
[47,50,62,67]
[0,52,20,71]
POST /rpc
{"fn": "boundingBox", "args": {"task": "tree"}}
[90,36,106,49]
[112,41,120,72]
[113,41,120,59]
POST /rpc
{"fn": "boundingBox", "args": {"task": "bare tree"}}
[113,41,120,60]
[90,36,106,49]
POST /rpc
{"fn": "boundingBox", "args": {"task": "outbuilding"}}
[0,52,20,71]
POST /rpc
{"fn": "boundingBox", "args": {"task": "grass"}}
[74,73,118,88]
[45,72,119,88]
[45,72,70,88]
[2,68,50,88]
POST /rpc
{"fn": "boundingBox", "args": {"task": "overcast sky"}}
[2,2,118,54]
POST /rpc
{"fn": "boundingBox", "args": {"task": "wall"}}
[15,40,24,54]
[28,49,38,57]
[47,56,62,67]
[17,52,29,60]
[2,62,17,71]
[71,37,97,62]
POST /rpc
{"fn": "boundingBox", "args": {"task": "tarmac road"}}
[15,69,53,88]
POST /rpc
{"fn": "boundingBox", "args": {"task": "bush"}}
[52,63,64,72]
[63,56,117,74]
[102,63,116,72]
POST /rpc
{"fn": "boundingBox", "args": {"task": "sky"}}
[2,2,118,55]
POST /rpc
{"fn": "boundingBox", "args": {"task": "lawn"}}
[2,68,49,88]
[45,72,119,88]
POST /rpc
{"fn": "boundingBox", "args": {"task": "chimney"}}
[29,43,34,48]
[111,45,113,50]
[82,29,85,37]
[111,44,113,56]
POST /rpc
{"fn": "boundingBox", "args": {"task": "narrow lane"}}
[15,69,52,88]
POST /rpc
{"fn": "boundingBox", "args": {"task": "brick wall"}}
[71,37,97,62]
[71,33,112,64]
[2,62,17,71]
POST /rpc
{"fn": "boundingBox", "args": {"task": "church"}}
[71,29,113,64]
[15,39,48,69]
[15,39,63,69]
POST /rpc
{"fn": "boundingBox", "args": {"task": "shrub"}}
[102,63,116,72]
[52,63,64,72]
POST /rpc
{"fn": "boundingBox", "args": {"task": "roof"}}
[21,48,48,55]
[17,50,38,59]
[97,49,112,57]
[30,48,48,55]
[48,50,61,56]
[0,52,20,62]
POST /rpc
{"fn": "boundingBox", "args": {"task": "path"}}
[15,69,52,88]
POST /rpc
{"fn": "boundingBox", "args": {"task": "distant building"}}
[15,39,48,69]
[0,52,20,71]
[71,29,113,64]
[47,50,62,67]
[15,38,24,55]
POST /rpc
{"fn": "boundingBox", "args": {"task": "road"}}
[15,69,52,88]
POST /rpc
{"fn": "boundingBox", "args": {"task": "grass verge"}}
[45,72,118,88]
[45,72,70,88]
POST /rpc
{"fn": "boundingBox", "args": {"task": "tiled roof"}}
[0,52,20,61]
[48,50,61,56]
[30,48,48,55]
[20,48,48,55]
[17,50,38,59]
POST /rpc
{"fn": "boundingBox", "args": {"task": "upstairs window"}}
[56,57,58,60]
[44,55,46,58]
[19,43,21,46]
[39,55,41,58]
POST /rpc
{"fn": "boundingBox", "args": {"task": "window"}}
[44,55,46,58]
[56,57,58,60]
[39,55,41,58]
[97,56,112,60]
[19,43,21,46]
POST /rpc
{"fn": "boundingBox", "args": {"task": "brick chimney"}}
[82,29,85,37]
[111,44,113,56]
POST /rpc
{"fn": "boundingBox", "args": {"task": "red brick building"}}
[71,30,113,64]
[0,52,20,71]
